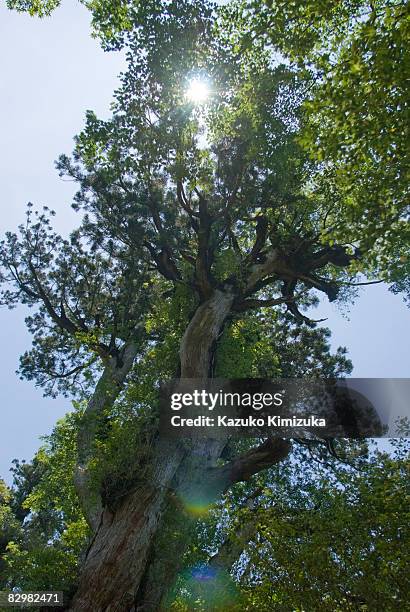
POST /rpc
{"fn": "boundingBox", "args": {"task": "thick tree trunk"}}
[131,289,237,608]
[69,288,293,611]
[179,288,234,377]
[69,287,292,611]
[136,438,291,610]
[135,438,228,610]
[69,290,292,611]
[69,438,185,611]
[70,290,234,611]
[70,434,290,612]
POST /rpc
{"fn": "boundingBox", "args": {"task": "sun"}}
[185,78,210,105]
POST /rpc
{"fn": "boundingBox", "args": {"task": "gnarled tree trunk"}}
[70,291,233,610]
[69,438,185,611]
[69,290,291,611]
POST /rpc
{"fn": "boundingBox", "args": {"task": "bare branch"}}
[342,280,384,287]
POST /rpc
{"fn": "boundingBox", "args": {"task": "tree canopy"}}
[1,0,409,609]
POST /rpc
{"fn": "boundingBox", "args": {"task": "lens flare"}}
[190,565,218,582]
[177,564,240,610]
[185,78,210,104]
[179,492,213,517]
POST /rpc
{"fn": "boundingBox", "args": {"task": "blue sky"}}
[0,2,409,484]
[0,2,126,483]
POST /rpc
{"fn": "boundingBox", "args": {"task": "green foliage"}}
[173,440,410,611]
[215,316,278,378]
[0,205,152,397]
[239,441,410,611]
[246,0,410,288]
[84,284,196,503]
[88,391,159,505]
[4,0,404,409]
[0,481,22,582]
[216,308,352,378]
[213,248,243,283]
[22,414,82,518]
[0,417,89,594]
[3,539,82,593]
[6,0,134,47]
[6,0,61,17]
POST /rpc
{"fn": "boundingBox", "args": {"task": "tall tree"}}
[1,0,407,609]
[0,311,352,600]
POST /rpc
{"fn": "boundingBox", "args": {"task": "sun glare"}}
[185,78,210,104]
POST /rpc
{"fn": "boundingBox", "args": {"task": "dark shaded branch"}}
[233,295,290,312]
[286,300,327,326]
[27,269,113,360]
[342,280,383,286]
[60,298,88,333]
[195,190,214,298]
[143,241,181,281]
[48,358,97,381]
[248,216,269,262]
[234,290,307,312]
[7,263,39,300]
[298,273,339,302]
[27,261,80,336]
[179,250,196,266]
[309,245,355,270]
[209,439,291,491]
[227,225,242,258]
[177,179,199,221]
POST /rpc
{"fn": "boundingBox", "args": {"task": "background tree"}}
[169,439,409,611]
[0,423,87,596]
[1,0,408,609]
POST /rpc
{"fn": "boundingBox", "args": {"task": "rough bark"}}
[129,291,237,608]
[70,439,291,611]
[70,293,234,610]
[135,437,228,611]
[69,438,186,612]
[135,439,291,610]
[179,288,235,378]
[69,291,291,612]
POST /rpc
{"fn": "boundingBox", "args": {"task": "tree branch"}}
[177,179,199,220]
[74,340,140,529]
[27,261,80,335]
[194,190,214,298]
[233,290,307,312]
[248,216,269,262]
[143,241,181,282]
[208,438,291,491]
[208,488,263,571]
